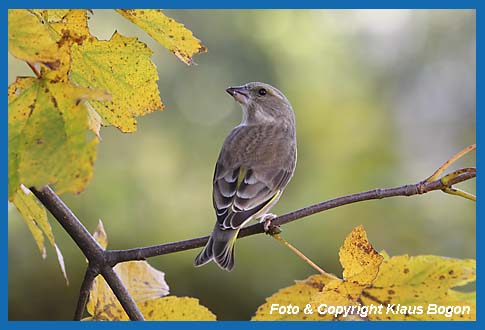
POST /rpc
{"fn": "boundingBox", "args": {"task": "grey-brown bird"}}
[194,82,297,271]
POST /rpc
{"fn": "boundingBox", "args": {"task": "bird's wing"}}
[213,163,293,229]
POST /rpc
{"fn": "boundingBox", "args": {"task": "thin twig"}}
[272,234,339,280]
[74,266,97,320]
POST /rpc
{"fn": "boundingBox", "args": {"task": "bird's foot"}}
[260,213,281,235]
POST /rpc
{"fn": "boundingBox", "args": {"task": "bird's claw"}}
[260,213,280,235]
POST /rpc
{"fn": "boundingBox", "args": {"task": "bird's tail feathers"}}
[194,225,239,271]
[194,235,215,267]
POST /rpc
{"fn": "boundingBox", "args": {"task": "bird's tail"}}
[194,224,239,271]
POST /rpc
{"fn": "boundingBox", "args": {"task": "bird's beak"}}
[226,85,250,105]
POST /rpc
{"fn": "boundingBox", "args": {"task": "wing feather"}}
[213,164,292,229]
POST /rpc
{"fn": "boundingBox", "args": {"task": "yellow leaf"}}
[8,10,61,68]
[255,226,476,321]
[8,77,108,199]
[361,255,476,320]
[12,185,68,283]
[12,185,49,257]
[70,32,164,132]
[339,224,383,284]
[87,222,213,320]
[116,9,207,65]
[87,224,213,320]
[87,260,170,320]
[138,297,216,320]
[309,280,364,320]
[92,220,108,250]
[30,10,92,83]
[87,223,177,320]
[252,274,334,320]
[309,225,383,320]
[86,103,103,139]
[54,243,69,285]
[38,9,91,39]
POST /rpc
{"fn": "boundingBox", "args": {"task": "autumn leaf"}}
[87,260,171,320]
[33,9,91,83]
[137,297,216,321]
[92,220,108,250]
[116,9,207,65]
[8,10,61,69]
[12,185,68,283]
[35,9,91,40]
[17,10,165,133]
[70,32,164,132]
[8,77,109,199]
[361,255,476,320]
[339,225,383,284]
[8,9,204,198]
[86,221,215,321]
[253,226,476,321]
[252,274,334,320]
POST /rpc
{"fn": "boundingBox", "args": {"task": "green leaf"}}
[8,77,109,199]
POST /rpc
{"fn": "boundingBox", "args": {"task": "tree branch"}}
[31,186,104,261]
[31,186,144,321]
[105,167,476,264]
[74,266,96,320]
[100,266,144,321]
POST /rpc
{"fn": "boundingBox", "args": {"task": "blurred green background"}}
[8,10,475,320]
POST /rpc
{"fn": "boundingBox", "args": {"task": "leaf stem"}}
[425,144,476,182]
[272,234,339,280]
[26,62,41,78]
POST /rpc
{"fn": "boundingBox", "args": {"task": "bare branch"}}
[101,266,144,320]
[74,266,97,321]
[31,186,104,260]
[106,167,476,264]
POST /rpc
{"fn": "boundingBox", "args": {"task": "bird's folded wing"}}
[213,164,292,229]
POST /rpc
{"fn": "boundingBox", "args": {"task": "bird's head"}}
[226,82,294,125]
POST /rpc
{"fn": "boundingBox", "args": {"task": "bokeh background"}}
[8,10,476,320]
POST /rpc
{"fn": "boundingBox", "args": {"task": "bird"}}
[194,82,297,271]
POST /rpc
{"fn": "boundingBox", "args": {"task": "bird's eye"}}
[258,88,267,96]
